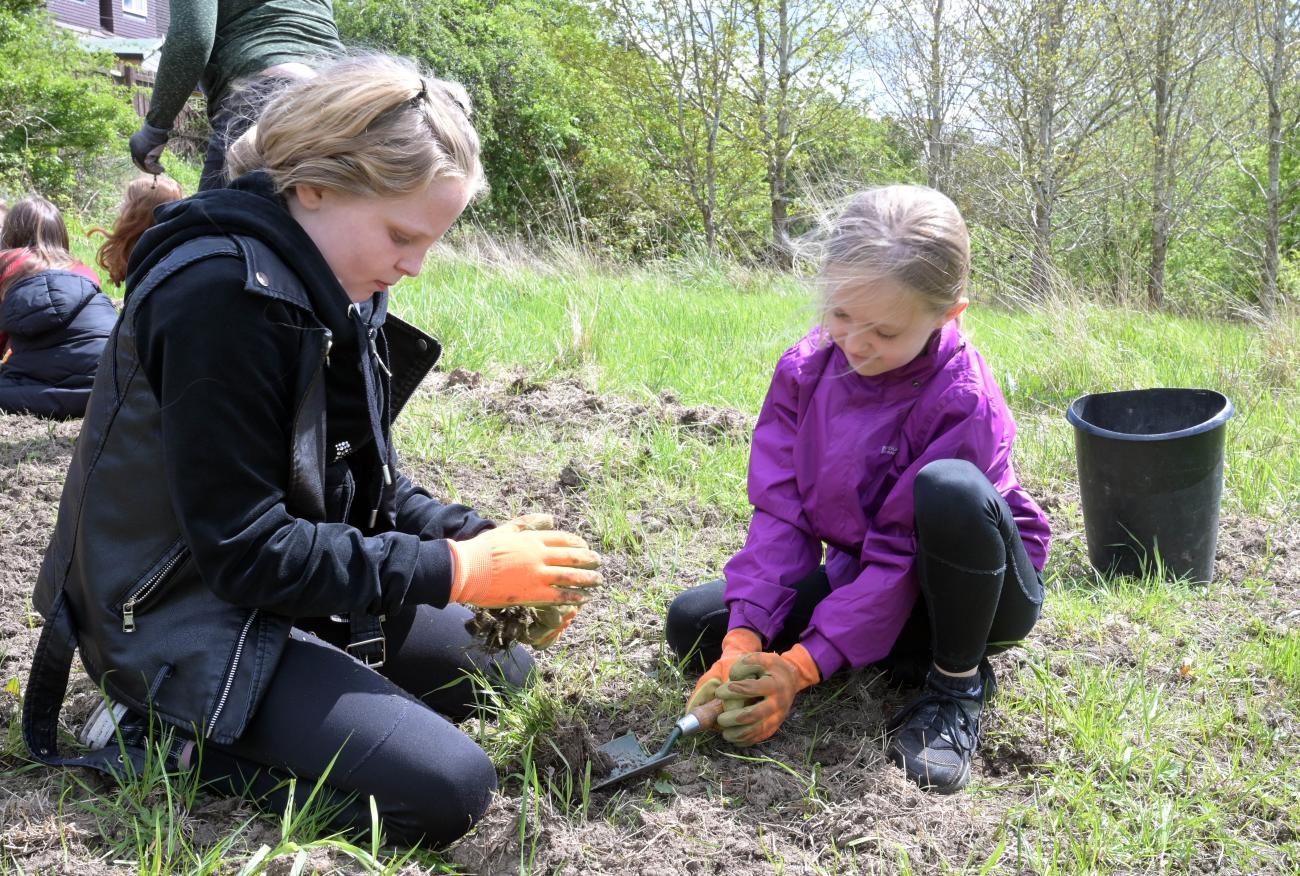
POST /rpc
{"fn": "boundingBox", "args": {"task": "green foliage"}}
[337,0,622,236]
[0,0,137,201]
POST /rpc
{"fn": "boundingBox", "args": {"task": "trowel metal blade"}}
[591,732,679,791]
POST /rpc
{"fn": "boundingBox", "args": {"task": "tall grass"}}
[395,253,1300,517]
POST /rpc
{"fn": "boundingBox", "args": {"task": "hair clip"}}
[410,79,429,110]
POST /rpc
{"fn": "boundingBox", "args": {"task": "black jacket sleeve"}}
[135,257,452,617]
[392,469,494,541]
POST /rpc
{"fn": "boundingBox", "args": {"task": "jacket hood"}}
[125,172,397,521]
[124,171,369,333]
[2,270,105,338]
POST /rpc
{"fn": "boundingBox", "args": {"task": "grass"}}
[397,253,1300,516]
[4,248,1298,874]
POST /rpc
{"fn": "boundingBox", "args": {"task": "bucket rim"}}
[1065,388,1235,442]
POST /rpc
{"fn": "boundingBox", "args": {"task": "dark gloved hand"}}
[129,122,171,175]
[713,645,821,746]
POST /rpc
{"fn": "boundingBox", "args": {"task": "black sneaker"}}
[885,659,996,793]
[79,697,189,775]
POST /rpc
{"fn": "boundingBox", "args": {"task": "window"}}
[122,0,146,16]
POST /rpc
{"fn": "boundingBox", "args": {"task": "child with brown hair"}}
[89,175,185,285]
[0,196,116,417]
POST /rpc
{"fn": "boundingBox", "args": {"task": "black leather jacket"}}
[31,179,487,745]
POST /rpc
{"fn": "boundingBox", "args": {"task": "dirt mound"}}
[436,368,754,442]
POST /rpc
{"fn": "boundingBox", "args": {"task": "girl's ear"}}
[944,298,969,323]
[292,184,327,210]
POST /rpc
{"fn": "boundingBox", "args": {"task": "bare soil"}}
[2,372,1297,874]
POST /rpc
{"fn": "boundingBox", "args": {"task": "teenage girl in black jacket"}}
[29,55,601,847]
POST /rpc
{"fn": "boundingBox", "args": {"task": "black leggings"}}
[192,602,533,847]
[666,459,1044,675]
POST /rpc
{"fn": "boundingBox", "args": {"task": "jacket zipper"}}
[121,547,190,633]
[206,609,258,738]
[290,329,331,441]
[205,328,322,733]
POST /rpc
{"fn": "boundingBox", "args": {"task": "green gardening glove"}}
[519,604,579,649]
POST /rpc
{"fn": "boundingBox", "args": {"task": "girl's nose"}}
[845,328,872,356]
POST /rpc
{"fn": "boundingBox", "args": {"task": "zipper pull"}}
[324,331,333,368]
[122,604,136,633]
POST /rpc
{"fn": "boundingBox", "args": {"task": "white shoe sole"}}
[79,698,129,749]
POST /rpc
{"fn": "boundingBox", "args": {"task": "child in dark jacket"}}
[0,197,117,418]
[666,185,1050,794]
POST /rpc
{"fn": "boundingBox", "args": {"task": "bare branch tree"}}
[608,0,746,253]
[859,0,979,195]
[1230,0,1300,314]
[731,0,867,266]
[1107,0,1231,306]
[970,0,1131,299]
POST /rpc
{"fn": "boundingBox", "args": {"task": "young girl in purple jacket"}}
[666,184,1051,793]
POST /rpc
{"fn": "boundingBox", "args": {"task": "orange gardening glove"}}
[685,628,763,710]
[446,526,601,609]
[713,645,821,746]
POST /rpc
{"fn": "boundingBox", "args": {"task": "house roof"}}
[76,35,164,71]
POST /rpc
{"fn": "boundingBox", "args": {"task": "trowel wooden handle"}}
[688,698,726,732]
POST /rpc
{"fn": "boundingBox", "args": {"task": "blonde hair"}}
[89,175,184,284]
[817,185,970,318]
[226,55,485,199]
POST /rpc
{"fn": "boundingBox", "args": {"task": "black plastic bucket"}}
[1066,388,1234,583]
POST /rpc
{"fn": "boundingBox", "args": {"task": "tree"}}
[607,0,748,254]
[971,0,1129,299]
[0,0,136,199]
[1231,0,1300,314]
[734,0,865,265]
[862,0,978,196]
[1108,0,1229,306]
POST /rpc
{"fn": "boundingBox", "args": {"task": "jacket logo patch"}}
[880,445,899,456]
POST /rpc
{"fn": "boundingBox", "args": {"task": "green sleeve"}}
[144,0,219,130]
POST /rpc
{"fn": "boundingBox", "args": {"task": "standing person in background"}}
[129,0,344,191]
[88,175,185,286]
[0,197,116,417]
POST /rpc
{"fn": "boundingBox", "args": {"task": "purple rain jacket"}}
[724,322,1051,678]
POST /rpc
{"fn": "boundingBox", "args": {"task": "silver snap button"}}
[255,271,270,287]
[417,339,428,352]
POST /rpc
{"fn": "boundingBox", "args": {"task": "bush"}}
[0,0,137,202]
